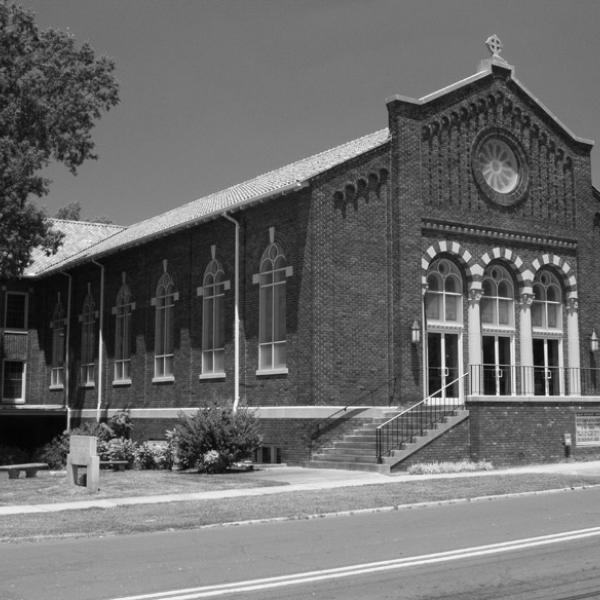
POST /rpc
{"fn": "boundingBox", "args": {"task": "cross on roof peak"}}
[485,34,503,58]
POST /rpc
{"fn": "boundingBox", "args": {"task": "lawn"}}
[2,470,600,542]
[0,468,283,505]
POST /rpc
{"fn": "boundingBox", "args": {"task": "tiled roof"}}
[25,219,126,277]
[37,128,389,275]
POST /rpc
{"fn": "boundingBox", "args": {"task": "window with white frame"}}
[255,239,291,373]
[113,277,134,384]
[481,265,515,327]
[2,360,25,402]
[532,270,562,330]
[153,269,177,380]
[50,296,66,388]
[425,258,463,324]
[4,292,28,330]
[199,256,229,377]
[80,289,96,386]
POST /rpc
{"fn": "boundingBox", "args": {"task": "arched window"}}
[532,269,564,396]
[200,258,227,376]
[532,270,562,330]
[113,278,134,383]
[80,289,96,386]
[480,264,515,396]
[424,258,463,400]
[153,270,177,379]
[481,265,514,327]
[425,258,463,324]
[257,242,289,372]
[50,296,66,388]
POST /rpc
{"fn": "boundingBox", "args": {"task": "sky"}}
[19,0,600,226]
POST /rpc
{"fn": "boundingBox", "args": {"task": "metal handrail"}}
[375,372,468,463]
[310,376,399,442]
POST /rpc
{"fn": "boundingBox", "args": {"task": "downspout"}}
[60,271,72,432]
[222,213,240,412]
[91,260,105,423]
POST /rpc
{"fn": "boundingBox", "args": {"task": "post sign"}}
[575,414,600,447]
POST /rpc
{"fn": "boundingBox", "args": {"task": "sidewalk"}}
[2,461,600,516]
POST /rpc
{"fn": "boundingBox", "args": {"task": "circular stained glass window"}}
[477,138,519,194]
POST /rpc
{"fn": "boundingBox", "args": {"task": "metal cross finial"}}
[485,34,503,58]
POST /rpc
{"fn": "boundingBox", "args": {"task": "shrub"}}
[172,403,261,472]
[34,433,70,469]
[134,441,173,470]
[104,437,137,465]
[0,445,29,465]
[108,410,133,439]
[407,460,494,475]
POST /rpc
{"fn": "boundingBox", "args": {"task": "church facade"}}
[2,43,600,469]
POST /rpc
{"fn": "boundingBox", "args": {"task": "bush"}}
[103,437,137,465]
[134,441,173,470]
[407,460,494,475]
[34,433,70,469]
[172,403,261,472]
[0,445,29,465]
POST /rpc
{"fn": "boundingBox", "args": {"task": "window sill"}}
[113,379,132,387]
[49,385,64,391]
[199,372,226,380]
[152,375,175,384]
[256,367,289,377]
[80,383,95,389]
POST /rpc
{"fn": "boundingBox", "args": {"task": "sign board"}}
[575,414,600,447]
[69,435,97,463]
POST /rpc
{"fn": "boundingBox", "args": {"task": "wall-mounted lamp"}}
[411,320,421,345]
[591,329,599,353]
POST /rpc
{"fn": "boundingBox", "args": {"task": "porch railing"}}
[468,365,600,397]
[375,372,469,463]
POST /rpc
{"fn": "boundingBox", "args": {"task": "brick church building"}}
[2,39,600,471]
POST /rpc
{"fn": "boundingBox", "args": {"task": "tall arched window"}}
[425,258,463,324]
[257,241,290,372]
[532,269,564,396]
[425,258,463,399]
[153,269,177,380]
[113,278,134,384]
[50,295,66,388]
[200,258,228,376]
[80,289,96,387]
[480,264,515,395]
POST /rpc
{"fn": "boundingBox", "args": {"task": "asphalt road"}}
[2,486,600,600]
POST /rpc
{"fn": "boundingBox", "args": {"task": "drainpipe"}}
[60,271,72,432]
[91,260,105,423]
[222,213,240,412]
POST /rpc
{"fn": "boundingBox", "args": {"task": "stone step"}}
[307,460,388,473]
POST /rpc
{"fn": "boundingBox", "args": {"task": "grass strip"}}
[2,473,600,542]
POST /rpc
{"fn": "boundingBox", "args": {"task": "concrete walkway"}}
[2,461,600,516]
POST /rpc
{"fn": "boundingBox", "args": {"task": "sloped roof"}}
[36,128,390,275]
[25,219,126,277]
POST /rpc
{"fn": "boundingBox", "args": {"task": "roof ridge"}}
[50,217,126,230]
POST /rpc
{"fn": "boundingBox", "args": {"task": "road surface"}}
[2,486,600,599]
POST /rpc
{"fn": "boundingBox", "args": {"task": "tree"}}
[54,201,82,221]
[0,2,119,277]
[54,201,114,224]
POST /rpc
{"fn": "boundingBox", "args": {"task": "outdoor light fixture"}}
[411,320,421,345]
[591,329,599,353]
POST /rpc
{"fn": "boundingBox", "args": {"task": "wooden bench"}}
[0,463,49,479]
[100,460,128,471]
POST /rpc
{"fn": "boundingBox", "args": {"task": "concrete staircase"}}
[307,406,469,474]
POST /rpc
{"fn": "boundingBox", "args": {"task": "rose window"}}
[477,138,519,194]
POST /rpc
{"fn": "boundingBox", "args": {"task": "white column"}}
[467,287,482,395]
[567,296,581,396]
[519,293,534,396]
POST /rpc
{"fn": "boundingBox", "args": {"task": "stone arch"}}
[421,241,475,290]
[476,248,528,292]
[530,254,577,298]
